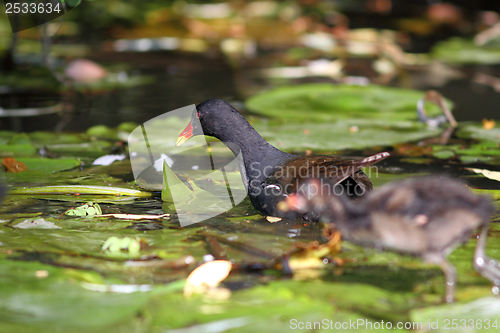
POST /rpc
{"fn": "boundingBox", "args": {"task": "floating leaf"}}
[432,140,500,163]
[65,202,102,217]
[44,140,113,156]
[162,160,193,202]
[10,185,152,197]
[96,213,170,220]
[184,260,232,297]
[457,123,500,143]
[470,188,500,200]
[87,125,119,141]
[28,131,87,145]
[411,297,500,331]
[102,236,146,257]
[246,83,450,122]
[0,260,149,329]
[9,133,32,145]
[162,161,240,226]
[13,217,61,229]
[253,118,442,151]
[466,168,500,182]
[433,150,455,159]
[15,158,81,173]
[433,37,500,65]
[266,216,282,223]
[2,157,28,173]
[0,143,36,155]
[80,282,154,293]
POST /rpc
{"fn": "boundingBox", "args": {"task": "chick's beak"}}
[281,194,305,212]
[176,121,193,146]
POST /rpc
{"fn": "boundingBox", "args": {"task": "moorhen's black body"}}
[176,99,389,220]
[284,176,498,302]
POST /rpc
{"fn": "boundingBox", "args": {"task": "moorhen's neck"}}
[211,116,293,187]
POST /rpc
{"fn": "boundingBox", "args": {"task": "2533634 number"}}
[443,319,498,329]
[5,2,61,14]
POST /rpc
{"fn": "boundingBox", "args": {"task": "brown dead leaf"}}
[2,158,28,173]
[394,143,432,157]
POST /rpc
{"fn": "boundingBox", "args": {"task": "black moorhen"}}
[283,176,498,302]
[176,99,389,220]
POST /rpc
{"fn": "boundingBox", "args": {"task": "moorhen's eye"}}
[196,112,201,119]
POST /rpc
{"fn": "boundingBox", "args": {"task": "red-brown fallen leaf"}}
[394,143,432,157]
[2,158,28,173]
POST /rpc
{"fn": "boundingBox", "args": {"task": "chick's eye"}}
[196,112,201,119]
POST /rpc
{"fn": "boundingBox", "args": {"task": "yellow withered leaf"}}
[466,167,500,182]
[184,260,232,297]
[266,216,282,223]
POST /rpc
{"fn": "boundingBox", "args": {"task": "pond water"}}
[7,52,500,133]
[1,49,500,332]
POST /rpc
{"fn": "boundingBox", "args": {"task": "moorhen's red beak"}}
[176,121,194,146]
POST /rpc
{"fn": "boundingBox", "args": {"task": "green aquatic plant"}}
[65,202,102,217]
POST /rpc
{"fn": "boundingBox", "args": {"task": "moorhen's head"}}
[176,99,245,146]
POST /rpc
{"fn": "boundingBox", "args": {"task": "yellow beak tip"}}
[176,136,187,147]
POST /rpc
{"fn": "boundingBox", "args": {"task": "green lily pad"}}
[162,161,194,203]
[117,122,139,134]
[14,158,81,173]
[144,281,337,329]
[9,133,32,145]
[87,125,119,141]
[253,118,443,151]
[28,131,87,145]
[0,133,37,155]
[65,202,102,217]
[433,150,455,159]
[411,297,500,332]
[432,37,500,65]
[102,236,143,258]
[10,185,151,197]
[0,143,37,155]
[245,83,450,122]
[433,133,500,163]
[457,123,500,143]
[161,161,242,226]
[12,217,62,229]
[0,260,149,330]
[43,140,113,157]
